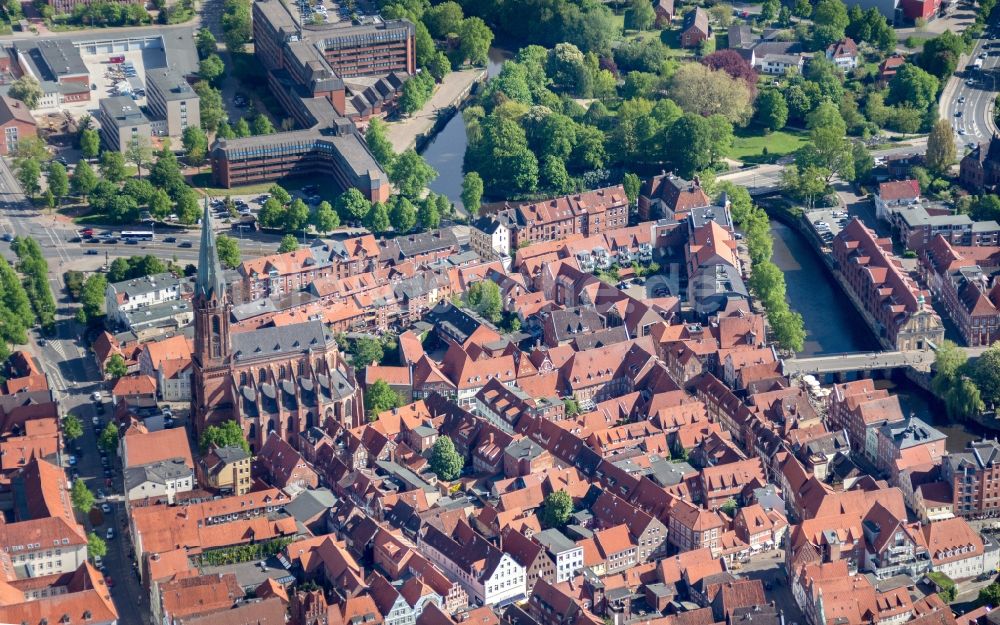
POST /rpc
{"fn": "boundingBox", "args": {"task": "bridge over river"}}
[782,345,988,377]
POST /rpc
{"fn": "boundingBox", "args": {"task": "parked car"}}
[101,503,111,514]
[92,391,102,401]
[106,528,114,540]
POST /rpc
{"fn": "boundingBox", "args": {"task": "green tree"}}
[979,582,1000,607]
[104,353,127,379]
[71,159,97,199]
[390,150,437,198]
[366,202,391,234]
[623,173,641,207]
[87,532,107,559]
[199,420,250,453]
[887,64,940,112]
[216,234,242,269]
[541,490,573,528]
[756,89,788,132]
[8,76,41,109]
[79,128,101,159]
[233,117,251,138]
[352,337,385,367]
[47,161,68,205]
[761,0,779,22]
[196,27,217,58]
[563,397,580,416]
[221,0,252,53]
[182,126,209,166]
[77,273,107,324]
[365,119,396,171]
[389,196,418,232]
[100,150,127,183]
[429,436,464,480]
[461,172,484,213]
[920,31,965,80]
[624,0,655,30]
[364,379,402,419]
[667,113,712,178]
[467,280,502,322]
[335,188,371,223]
[16,158,40,198]
[926,118,957,176]
[71,479,94,512]
[199,54,225,85]
[97,421,118,454]
[194,81,226,133]
[62,414,83,442]
[251,113,275,136]
[458,16,493,66]
[269,184,292,206]
[418,196,441,230]
[812,0,850,48]
[125,137,154,180]
[277,234,299,253]
[426,1,464,38]
[973,343,1000,407]
[311,200,340,235]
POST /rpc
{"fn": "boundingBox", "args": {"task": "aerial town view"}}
[3,0,1000,621]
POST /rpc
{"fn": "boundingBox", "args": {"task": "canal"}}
[419,48,510,210]
[771,218,983,450]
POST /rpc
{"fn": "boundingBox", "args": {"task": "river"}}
[420,48,510,210]
[770,219,984,450]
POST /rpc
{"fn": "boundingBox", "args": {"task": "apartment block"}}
[145,68,200,140]
[98,95,152,153]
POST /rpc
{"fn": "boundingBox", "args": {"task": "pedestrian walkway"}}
[385,67,487,153]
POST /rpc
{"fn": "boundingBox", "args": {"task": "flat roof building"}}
[145,68,200,140]
[98,95,152,152]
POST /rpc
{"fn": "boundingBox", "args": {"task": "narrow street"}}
[0,156,150,624]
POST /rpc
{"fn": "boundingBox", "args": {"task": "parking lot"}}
[807,208,850,248]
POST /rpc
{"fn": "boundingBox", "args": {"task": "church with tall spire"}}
[191,198,363,453]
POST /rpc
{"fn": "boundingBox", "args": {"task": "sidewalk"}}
[385,67,487,153]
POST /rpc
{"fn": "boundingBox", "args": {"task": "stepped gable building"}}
[191,200,362,452]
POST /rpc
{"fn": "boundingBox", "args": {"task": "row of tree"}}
[12,237,56,331]
[723,184,806,353]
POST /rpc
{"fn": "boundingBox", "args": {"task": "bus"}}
[121,230,154,241]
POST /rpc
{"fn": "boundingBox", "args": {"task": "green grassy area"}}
[728,127,809,163]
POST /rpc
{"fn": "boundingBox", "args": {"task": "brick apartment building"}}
[943,439,1000,518]
[921,234,1000,346]
[0,95,36,156]
[488,186,629,248]
[831,219,944,351]
[238,247,333,301]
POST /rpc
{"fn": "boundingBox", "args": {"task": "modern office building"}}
[98,95,152,152]
[145,68,200,140]
[210,128,390,201]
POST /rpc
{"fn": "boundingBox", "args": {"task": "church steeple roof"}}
[196,196,226,301]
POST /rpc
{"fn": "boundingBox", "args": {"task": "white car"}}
[91,391,102,401]
[92,416,100,426]
[101,503,111,513]
[106,528,114,540]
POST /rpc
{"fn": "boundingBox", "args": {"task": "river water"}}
[770,219,982,450]
[420,48,983,449]
[420,48,509,210]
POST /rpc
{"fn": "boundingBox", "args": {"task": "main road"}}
[941,22,1000,147]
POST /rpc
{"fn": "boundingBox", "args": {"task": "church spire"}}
[196,195,226,301]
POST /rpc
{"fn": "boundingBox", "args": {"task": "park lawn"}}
[728,127,809,163]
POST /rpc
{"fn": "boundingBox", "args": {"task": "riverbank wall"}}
[386,67,488,154]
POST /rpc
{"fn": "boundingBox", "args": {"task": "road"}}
[0,153,151,623]
[717,140,932,195]
[940,18,1000,148]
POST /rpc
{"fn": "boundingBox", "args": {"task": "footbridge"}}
[781,350,936,376]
